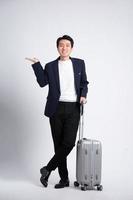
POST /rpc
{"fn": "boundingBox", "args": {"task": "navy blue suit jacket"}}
[32,57,89,117]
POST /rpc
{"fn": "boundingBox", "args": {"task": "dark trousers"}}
[46,101,80,181]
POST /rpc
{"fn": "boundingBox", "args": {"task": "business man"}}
[26,35,89,189]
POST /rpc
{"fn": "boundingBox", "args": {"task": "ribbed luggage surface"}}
[76,138,102,190]
[74,104,103,191]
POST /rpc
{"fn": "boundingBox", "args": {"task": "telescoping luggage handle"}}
[79,103,84,141]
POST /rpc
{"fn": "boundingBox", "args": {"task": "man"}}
[25,35,89,189]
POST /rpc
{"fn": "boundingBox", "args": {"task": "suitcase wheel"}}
[81,185,87,191]
[74,181,79,187]
[97,185,103,191]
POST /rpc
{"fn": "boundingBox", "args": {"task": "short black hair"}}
[56,35,74,48]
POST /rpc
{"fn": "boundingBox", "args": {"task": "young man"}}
[26,35,89,189]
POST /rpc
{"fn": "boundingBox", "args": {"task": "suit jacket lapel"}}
[54,58,61,94]
[71,57,78,90]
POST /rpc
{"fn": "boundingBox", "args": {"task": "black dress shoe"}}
[54,179,70,189]
[40,166,51,187]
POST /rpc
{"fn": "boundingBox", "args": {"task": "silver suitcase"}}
[74,104,103,191]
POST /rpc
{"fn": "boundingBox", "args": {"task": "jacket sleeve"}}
[80,60,89,98]
[32,62,49,87]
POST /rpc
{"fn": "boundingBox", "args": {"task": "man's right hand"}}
[25,57,39,64]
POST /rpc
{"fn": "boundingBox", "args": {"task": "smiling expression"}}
[57,39,73,60]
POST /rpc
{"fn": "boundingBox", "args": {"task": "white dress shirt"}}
[58,59,77,102]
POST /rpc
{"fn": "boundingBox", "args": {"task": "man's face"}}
[57,39,73,58]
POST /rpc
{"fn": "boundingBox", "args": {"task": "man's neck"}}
[59,56,70,61]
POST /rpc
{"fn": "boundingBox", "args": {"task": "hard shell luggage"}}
[74,104,103,191]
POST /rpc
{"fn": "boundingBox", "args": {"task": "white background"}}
[0,0,133,199]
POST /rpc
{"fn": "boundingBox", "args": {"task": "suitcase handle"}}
[80,103,84,116]
[79,103,84,140]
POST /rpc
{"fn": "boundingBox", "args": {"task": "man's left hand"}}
[80,97,87,104]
